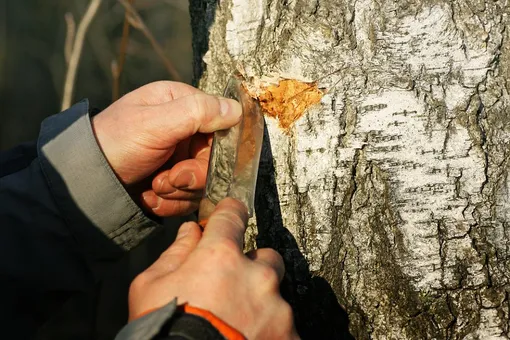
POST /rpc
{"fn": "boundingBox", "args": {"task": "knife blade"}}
[198,73,264,227]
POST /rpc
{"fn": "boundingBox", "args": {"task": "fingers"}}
[122,81,201,106]
[145,222,202,276]
[152,132,210,195]
[199,198,249,251]
[141,190,200,216]
[142,139,210,216]
[246,248,285,283]
[152,158,209,195]
[151,93,242,146]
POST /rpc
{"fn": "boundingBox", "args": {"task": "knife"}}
[198,73,264,227]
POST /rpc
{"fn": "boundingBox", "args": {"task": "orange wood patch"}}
[252,79,323,131]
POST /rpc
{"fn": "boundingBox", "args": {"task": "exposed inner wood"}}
[247,79,323,131]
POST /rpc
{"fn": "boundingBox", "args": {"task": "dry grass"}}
[61,0,184,110]
[61,0,102,111]
[112,0,135,101]
[118,0,182,82]
[1,0,192,149]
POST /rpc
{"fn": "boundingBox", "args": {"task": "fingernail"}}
[157,176,177,195]
[176,223,192,240]
[142,192,161,210]
[219,98,242,118]
[174,171,195,190]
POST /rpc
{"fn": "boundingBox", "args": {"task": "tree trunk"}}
[189,1,510,338]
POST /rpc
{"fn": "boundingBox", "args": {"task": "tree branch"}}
[112,0,135,101]
[64,12,76,65]
[61,0,102,111]
[118,0,182,82]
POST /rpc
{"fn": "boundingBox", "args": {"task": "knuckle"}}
[280,302,294,323]
[265,248,284,264]
[189,94,210,122]
[129,272,152,296]
[276,300,295,333]
[262,299,295,339]
[215,238,242,258]
[191,93,221,130]
[171,94,201,135]
[256,264,280,290]
[201,241,241,270]
[213,210,245,231]
[183,96,202,132]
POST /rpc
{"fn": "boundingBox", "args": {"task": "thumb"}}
[146,222,203,276]
[148,93,242,146]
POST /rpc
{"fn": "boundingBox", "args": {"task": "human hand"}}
[91,82,242,216]
[128,198,299,340]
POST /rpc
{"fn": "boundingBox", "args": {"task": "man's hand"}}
[91,81,242,216]
[128,198,299,340]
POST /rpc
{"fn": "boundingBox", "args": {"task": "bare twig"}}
[61,0,102,111]
[64,13,76,65]
[117,0,182,82]
[111,59,120,98]
[112,0,135,101]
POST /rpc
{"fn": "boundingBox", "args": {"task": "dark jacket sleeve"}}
[0,100,161,338]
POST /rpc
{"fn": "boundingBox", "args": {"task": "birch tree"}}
[189,0,510,338]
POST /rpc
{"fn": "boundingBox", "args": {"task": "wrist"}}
[134,304,246,340]
[178,304,245,340]
[90,114,124,183]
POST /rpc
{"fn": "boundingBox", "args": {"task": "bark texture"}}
[189,0,510,338]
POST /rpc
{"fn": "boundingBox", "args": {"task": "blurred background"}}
[0,0,193,150]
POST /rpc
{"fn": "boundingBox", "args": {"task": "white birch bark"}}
[189,0,510,338]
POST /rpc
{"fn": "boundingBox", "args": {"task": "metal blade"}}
[198,74,264,226]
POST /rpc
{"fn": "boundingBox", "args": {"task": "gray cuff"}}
[114,299,178,340]
[38,100,159,258]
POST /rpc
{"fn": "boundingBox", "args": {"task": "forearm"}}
[38,99,161,254]
[1,100,162,267]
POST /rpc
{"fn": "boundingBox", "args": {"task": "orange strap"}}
[181,304,246,340]
[134,304,245,340]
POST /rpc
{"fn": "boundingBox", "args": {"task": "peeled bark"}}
[189,0,510,338]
